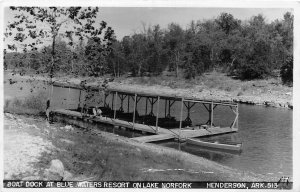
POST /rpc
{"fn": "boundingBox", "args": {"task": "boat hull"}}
[187,138,242,152]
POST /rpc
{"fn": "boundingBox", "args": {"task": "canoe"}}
[187,138,242,152]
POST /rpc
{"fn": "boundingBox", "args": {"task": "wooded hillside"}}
[4,9,293,85]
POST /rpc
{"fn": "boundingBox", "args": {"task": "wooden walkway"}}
[132,134,175,143]
[51,109,237,143]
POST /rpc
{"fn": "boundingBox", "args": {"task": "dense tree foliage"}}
[4,11,293,83]
[5,6,114,79]
[280,54,293,85]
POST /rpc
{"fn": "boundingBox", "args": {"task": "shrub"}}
[280,55,293,85]
[233,39,273,80]
[238,62,270,80]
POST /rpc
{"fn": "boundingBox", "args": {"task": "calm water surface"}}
[4,79,293,178]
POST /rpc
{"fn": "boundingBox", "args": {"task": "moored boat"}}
[186,138,242,152]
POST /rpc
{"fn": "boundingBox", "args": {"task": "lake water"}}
[4,78,293,179]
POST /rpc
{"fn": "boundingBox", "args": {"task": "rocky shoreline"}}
[108,82,293,109]
[5,72,293,109]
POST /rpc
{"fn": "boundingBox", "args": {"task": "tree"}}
[230,14,273,79]
[3,49,7,70]
[271,12,293,69]
[165,23,185,77]
[6,7,114,80]
[145,24,167,75]
[131,33,148,76]
[84,36,112,77]
[215,13,241,35]
[281,54,293,85]
[197,19,226,68]
[108,40,126,77]
[184,37,211,79]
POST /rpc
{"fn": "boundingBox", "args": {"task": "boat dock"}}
[50,83,239,143]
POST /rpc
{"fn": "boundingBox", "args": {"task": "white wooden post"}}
[236,104,239,130]
[132,94,137,130]
[210,101,214,127]
[113,92,118,119]
[179,98,184,140]
[155,96,160,134]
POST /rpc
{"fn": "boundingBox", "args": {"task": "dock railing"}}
[52,83,239,136]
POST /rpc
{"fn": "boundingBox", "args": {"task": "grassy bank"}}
[4,91,48,116]
[4,113,274,182]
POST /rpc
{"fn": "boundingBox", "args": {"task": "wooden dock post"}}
[127,94,130,112]
[103,92,109,108]
[132,94,137,130]
[211,101,214,127]
[145,97,148,116]
[78,89,82,109]
[164,99,167,117]
[49,83,54,109]
[111,91,115,111]
[229,104,239,130]
[113,91,118,119]
[236,104,239,130]
[155,96,160,134]
[179,98,184,140]
[68,86,71,108]
[80,91,85,115]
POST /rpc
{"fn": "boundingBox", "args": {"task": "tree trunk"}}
[51,34,56,81]
[49,33,56,106]
[175,51,179,78]
[230,57,236,67]
[113,60,116,77]
[138,63,142,77]
[117,58,120,77]
[210,47,214,68]
[71,59,74,73]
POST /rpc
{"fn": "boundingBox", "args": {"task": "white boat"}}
[187,138,242,152]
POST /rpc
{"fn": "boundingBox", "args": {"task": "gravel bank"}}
[4,114,54,179]
[5,72,293,109]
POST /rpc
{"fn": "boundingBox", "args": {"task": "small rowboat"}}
[186,138,242,152]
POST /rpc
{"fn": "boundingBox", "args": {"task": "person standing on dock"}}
[96,107,102,117]
[92,106,102,117]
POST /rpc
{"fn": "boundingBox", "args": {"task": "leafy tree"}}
[132,34,148,76]
[184,22,212,79]
[271,12,293,70]
[215,13,241,35]
[6,6,114,80]
[281,54,293,85]
[233,15,273,79]
[145,25,167,75]
[165,23,185,77]
[3,49,7,70]
[197,19,226,68]
[121,34,148,76]
[5,9,294,86]
[107,40,126,77]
